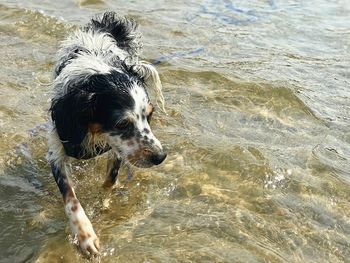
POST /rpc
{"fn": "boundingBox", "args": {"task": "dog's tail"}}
[86,12,141,56]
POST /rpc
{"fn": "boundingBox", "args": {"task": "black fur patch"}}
[86,12,138,54]
[50,70,139,149]
[50,162,69,197]
[51,88,93,145]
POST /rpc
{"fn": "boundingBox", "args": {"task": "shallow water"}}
[0,0,349,262]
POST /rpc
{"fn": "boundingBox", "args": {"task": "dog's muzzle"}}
[150,152,167,165]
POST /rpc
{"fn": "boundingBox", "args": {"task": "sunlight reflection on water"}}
[0,0,349,262]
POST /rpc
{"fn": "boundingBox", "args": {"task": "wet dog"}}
[48,12,166,255]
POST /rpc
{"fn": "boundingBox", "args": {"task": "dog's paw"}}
[74,221,100,256]
[65,199,100,256]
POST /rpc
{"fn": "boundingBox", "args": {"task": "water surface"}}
[0,0,349,262]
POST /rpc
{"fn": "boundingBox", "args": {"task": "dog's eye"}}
[115,119,130,129]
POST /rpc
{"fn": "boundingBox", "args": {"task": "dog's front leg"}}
[103,151,122,189]
[50,161,100,256]
[48,135,100,256]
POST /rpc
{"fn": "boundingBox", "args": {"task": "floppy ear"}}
[50,89,94,145]
[130,61,166,113]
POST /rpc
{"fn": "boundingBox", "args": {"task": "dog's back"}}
[54,12,141,79]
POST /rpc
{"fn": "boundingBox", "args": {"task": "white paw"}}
[65,199,100,256]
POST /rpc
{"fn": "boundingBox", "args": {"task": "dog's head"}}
[51,66,166,167]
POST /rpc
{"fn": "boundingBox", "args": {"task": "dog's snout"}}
[150,152,167,165]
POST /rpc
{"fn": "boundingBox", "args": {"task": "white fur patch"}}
[58,30,128,62]
[105,84,163,162]
[53,30,129,97]
[47,125,68,169]
[65,199,99,255]
[130,84,162,150]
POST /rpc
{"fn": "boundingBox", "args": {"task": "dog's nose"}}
[150,152,167,165]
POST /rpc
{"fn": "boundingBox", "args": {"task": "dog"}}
[47,12,167,256]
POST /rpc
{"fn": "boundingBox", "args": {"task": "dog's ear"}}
[129,61,166,113]
[50,89,94,145]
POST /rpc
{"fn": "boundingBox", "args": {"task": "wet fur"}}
[47,12,166,256]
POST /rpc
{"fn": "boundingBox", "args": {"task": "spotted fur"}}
[48,12,167,256]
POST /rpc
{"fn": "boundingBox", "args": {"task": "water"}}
[0,0,349,262]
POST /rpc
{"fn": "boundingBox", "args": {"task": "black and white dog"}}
[48,12,167,255]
